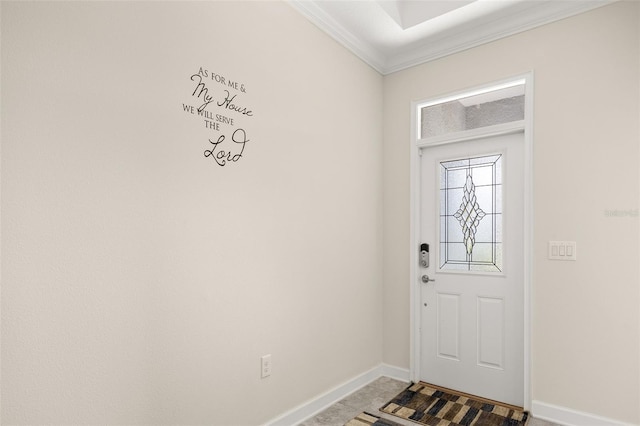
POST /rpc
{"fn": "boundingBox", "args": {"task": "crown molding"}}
[288,0,387,73]
[288,0,616,75]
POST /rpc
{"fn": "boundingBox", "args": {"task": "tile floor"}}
[299,377,560,426]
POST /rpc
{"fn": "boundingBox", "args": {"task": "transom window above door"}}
[419,81,525,139]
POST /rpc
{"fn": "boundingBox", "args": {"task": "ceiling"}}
[289,0,614,75]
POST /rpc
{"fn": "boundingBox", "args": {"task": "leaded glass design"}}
[455,175,486,255]
[440,154,502,272]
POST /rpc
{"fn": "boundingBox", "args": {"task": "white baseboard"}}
[531,400,636,426]
[263,364,410,426]
[381,363,411,382]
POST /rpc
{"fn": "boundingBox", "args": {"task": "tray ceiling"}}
[289,0,615,75]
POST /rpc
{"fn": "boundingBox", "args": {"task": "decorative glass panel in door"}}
[439,154,502,273]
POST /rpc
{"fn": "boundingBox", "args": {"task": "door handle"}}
[421,275,435,283]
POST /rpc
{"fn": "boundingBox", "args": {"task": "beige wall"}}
[2,1,640,425]
[1,2,383,424]
[382,1,639,423]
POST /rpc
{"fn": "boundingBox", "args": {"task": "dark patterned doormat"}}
[380,382,529,426]
[345,412,405,426]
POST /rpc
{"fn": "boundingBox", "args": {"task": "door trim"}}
[409,73,534,410]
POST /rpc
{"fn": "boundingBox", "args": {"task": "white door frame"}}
[409,72,534,410]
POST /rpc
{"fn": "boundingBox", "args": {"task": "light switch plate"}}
[548,241,576,260]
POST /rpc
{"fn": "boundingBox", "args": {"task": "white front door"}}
[419,131,524,407]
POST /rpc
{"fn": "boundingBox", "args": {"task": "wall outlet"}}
[261,354,272,378]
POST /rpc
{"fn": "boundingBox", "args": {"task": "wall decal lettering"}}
[182,67,254,167]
